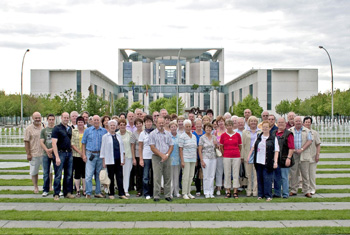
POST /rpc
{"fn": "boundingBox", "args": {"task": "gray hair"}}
[183,119,192,127]
[108,120,118,126]
[194,118,202,124]
[224,112,232,119]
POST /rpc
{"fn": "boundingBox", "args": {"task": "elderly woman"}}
[242,116,261,197]
[249,120,279,201]
[71,116,86,197]
[199,123,217,198]
[139,115,154,199]
[117,119,133,197]
[193,118,205,196]
[220,119,242,199]
[179,119,198,199]
[214,115,226,195]
[100,120,128,199]
[169,121,181,198]
[202,115,211,126]
[130,118,144,197]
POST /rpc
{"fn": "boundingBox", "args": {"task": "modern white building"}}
[30,49,319,116]
[225,68,318,114]
[118,48,225,116]
[31,69,117,102]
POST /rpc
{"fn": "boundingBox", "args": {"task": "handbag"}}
[99,169,111,193]
[239,162,246,178]
[215,148,222,157]
[248,150,255,164]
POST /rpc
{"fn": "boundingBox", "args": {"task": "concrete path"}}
[0,162,28,169]
[0,219,349,228]
[1,202,350,212]
[318,161,350,165]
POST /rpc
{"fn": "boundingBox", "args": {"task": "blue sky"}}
[0,0,349,94]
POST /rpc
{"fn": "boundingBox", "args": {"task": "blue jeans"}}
[42,154,54,193]
[281,167,290,198]
[273,166,282,197]
[255,163,273,199]
[143,159,153,197]
[85,151,103,196]
[53,152,73,197]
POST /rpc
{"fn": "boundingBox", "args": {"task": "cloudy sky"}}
[1,0,349,94]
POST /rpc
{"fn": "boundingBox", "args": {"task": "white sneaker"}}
[183,194,190,200]
[59,192,64,197]
[205,194,210,199]
[145,196,151,200]
[42,192,49,197]
[216,190,221,196]
[125,192,130,197]
[210,194,215,198]
[188,194,195,199]
[196,192,201,197]
[176,194,181,198]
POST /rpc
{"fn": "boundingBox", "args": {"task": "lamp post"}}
[176,48,182,116]
[20,49,30,129]
[319,46,334,126]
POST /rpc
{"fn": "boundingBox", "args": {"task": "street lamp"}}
[21,49,30,129]
[319,46,334,126]
[176,48,182,116]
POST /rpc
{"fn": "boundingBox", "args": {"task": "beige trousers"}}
[182,162,196,195]
[290,153,311,194]
[223,158,241,189]
[245,162,257,196]
[309,162,317,194]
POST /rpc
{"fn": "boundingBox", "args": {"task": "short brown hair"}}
[134,118,144,125]
[216,115,225,123]
[118,119,127,125]
[203,123,213,131]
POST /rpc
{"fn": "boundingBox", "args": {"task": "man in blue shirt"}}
[82,115,107,198]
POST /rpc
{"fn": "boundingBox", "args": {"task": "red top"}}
[220,132,242,158]
[276,130,295,149]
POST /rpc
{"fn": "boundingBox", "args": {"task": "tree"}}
[128,101,144,112]
[191,84,199,90]
[59,89,85,114]
[149,97,168,114]
[230,95,263,117]
[290,98,302,115]
[211,80,221,90]
[114,97,128,115]
[164,96,186,115]
[275,99,291,117]
[85,93,109,116]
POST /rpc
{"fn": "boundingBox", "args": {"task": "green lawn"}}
[0,227,349,235]
[0,166,29,170]
[317,165,350,169]
[320,146,350,153]
[0,209,349,221]
[316,177,350,185]
[0,159,27,162]
[319,158,350,161]
[317,170,350,174]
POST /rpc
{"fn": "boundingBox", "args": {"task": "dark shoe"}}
[273,195,281,198]
[305,193,312,198]
[165,197,172,202]
[289,192,297,196]
[94,194,105,198]
[154,198,160,202]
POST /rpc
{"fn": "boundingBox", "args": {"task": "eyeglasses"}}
[154,115,159,117]
[262,115,269,117]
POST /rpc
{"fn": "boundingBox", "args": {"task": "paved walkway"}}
[1,202,350,212]
[0,219,349,228]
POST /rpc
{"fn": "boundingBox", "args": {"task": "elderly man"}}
[82,115,107,199]
[303,117,321,195]
[188,112,196,130]
[135,108,143,120]
[244,109,252,130]
[152,111,159,129]
[289,116,313,198]
[24,112,43,194]
[234,117,245,136]
[286,112,296,129]
[223,112,232,120]
[274,118,295,198]
[51,112,75,200]
[268,114,278,134]
[70,111,79,129]
[258,111,269,129]
[160,108,168,118]
[149,116,174,202]
[126,112,136,133]
[81,111,91,128]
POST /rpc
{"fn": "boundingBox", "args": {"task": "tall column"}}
[194,92,199,107]
[144,93,149,113]
[213,90,218,117]
[128,90,133,107]
[199,93,204,110]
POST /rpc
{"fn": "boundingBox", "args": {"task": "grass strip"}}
[316,177,350,185]
[0,172,40,175]
[317,170,350,174]
[0,159,27,162]
[317,165,350,169]
[0,197,350,204]
[0,166,29,170]
[320,146,350,153]
[0,152,26,154]
[0,147,25,151]
[0,179,44,186]
[0,227,349,235]
[0,210,349,221]
[319,158,350,161]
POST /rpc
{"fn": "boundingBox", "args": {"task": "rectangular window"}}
[224,94,228,113]
[190,93,194,107]
[134,93,139,102]
[94,85,97,95]
[77,70,81,94]
[249,84,253,96]
[231,91,234,105]
[123,62,132,85]
[204,93,210,110]
[267,70,272,110]
[210,62,219,83]
[103,89,105,100]
[239,88,242,102]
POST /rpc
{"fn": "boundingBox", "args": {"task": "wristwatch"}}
[301,148,304,151]
[165,153,169,157]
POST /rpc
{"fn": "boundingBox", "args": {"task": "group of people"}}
[24,107,321,201]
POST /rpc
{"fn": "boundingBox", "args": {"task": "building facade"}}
[31,69,117,103]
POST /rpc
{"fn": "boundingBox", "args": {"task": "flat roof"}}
[119,48,223,60]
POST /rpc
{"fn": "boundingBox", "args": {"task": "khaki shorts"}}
[30,156,43,176]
